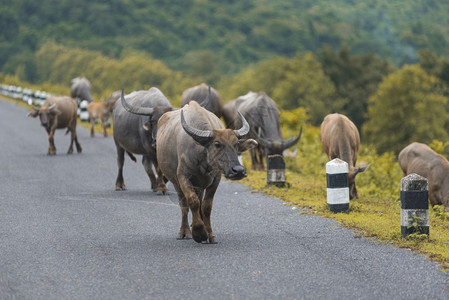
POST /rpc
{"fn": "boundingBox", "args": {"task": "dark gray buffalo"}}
[181,83,223,118]
[398,142,449,210]
[70,77,93,104]
[320,113,368,199]
[113,88,173,193]
[222,91,302,171]
[28,96,82,155]
[156,101,257,243]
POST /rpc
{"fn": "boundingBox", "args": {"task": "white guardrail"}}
[0,83,51,107]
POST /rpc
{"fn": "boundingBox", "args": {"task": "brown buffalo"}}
[181,83,223,118]
[28,96,82,155]
[156,101,257,243]
[320,113,367,199]
[398,142,449,210]
[87,101,114,137]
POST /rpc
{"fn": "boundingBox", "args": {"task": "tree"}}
[363,65,449,154]
[220,52,339,125]
[319,45,393,129]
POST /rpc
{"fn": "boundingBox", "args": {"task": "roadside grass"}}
[240,124,449,270]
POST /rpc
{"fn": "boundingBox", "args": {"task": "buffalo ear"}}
[237,139,258,152]
[28,107,39,118]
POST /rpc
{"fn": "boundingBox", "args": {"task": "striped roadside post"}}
[267,154,286,187]
[79,100,89,122]
[400,173,429,238]
[326,158,349,213]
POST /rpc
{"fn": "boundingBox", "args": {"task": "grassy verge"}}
[239,124,449,270]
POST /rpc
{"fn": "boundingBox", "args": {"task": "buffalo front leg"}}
[47,129,56,155]
[176,185,193,239]
[178,174,208,243]
[202,177,220,244]
[115,146,126,190]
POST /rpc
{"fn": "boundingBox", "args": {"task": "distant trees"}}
[2,0,449,84]
[33,41,198,105]
[221,52,339,126]
[363,65,449,154]
[319,45,393,129]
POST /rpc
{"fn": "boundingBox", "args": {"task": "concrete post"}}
[326,158,349,213]
[267,154,286,187]
[400,173,429,238]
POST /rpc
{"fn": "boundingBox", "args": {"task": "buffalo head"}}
[348,165,369,200]
[181,109,257,180]
[257,127,303,156]
[28,104,59,129]
[120,89,172,148]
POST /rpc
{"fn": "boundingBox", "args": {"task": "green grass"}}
[239,124,449,270]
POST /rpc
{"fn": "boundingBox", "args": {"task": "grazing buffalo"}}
[181,83,223,118]
[28,96,82,155]
[320,113,368,199]
[156,101,257,243]
[222,91,302,171]
[398,142,449,210]
[70,77,93,104]
[113,88,173,193]
[87,100,114,137]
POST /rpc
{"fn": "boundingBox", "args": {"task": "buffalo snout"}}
[226,164,247,180]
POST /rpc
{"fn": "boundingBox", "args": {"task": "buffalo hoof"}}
[205,236,217,244]
[156,186,168,195]
[177,230,192,240]
[192,225,208,243]
[115,185,127,191]
[47,152,56,156]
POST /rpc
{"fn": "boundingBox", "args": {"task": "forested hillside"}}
[1,0,449,83]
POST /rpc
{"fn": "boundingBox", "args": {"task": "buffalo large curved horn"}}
[257,136,272,149]
[282,126,303,151]
[198,85,211,108]
[233,112,250,138]
[120,88,154,116]
[181,109,214,145]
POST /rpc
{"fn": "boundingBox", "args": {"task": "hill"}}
[1,0,449,83]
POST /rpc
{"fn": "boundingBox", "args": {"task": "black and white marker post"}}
[267,154,286,187]
[326,158,350,213]
[400,173,429,238]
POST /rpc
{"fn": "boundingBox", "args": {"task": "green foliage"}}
[319,45,394,129]
[363,65,449,154]
[221,53,339,125]
[3,0,449,84]
[34,41,198,105]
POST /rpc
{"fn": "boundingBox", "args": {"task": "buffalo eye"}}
[214,141,222,149]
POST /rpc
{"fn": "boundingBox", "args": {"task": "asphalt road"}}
[1,98,449,300]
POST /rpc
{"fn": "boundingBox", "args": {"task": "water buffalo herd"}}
[25,80,449,243]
